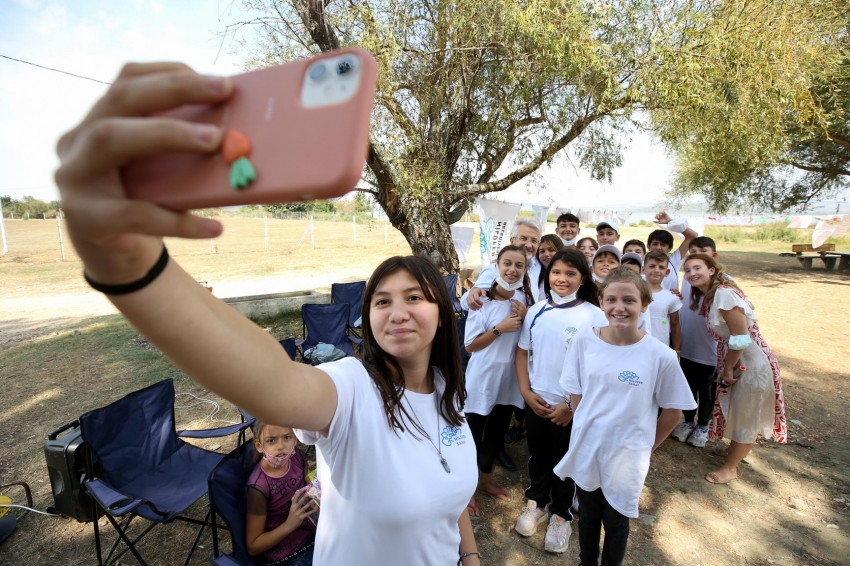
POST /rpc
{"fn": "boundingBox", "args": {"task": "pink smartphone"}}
[122,48,377,210]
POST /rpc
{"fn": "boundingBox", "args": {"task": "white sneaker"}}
[687,425,709,447]
[515,500,548,537]
[544,514,571,553]
[671,421,696,443]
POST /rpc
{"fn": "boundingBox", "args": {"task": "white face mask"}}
[560,236,578,247]
[495,274,524,292]
[550,289,579,304]
[592,273,605,284]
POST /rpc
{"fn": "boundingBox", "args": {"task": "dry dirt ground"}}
[1,251,849,565]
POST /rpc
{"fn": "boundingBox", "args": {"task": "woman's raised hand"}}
[54,62,234,284]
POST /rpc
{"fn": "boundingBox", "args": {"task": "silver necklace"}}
[403,386,451,474]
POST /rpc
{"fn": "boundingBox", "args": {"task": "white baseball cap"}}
[596,219,619,233]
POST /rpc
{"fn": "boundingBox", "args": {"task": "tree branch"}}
[827,133,850,151]
[459,113,604,198]
[790,161,850,177]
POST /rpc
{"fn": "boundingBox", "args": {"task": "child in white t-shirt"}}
[643,250,682,350]
[463,246,534,518]
[514,249,605,554]
[647,211,699,290]
[555,267,695,566]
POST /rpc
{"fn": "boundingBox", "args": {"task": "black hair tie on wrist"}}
[84,246,169,295]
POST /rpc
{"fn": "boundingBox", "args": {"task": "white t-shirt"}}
[517,300,606,406]
[649,289,682,347]
[679,277,719,366]
[464,292,526,414]
[661,251,685,290]
[461,258,542,310]
[555,329,696,518]
[295,358,477,566]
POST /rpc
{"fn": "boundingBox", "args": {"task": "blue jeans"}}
[266,541,314,566]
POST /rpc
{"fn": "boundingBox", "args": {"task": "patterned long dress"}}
[699,286,787,444]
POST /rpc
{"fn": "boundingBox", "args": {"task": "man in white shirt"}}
[463,217,543,311]
[648,211,698,291]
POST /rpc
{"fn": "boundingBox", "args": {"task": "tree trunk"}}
[394,203,460,275]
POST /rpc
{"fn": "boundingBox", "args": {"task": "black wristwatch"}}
[492,327,501,337]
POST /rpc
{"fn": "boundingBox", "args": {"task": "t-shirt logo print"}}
[441,425,466,446]
[564,326,578,345]
[618,370,643,387]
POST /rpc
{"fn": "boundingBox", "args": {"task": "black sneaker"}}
[504,425,526,445]
[496,448,517,472]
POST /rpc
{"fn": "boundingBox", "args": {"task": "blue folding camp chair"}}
[331,280,366,336]
[79,379,250,566]
[208,440,260,566]
[279,338,297,361]
[297,303,361,359]
[443,274,463,314]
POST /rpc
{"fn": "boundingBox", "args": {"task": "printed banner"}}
[812,214,850,247]
[450,226,474,264]
[787,216,813,229]
[532,205,550,228]
[476,198,521,266]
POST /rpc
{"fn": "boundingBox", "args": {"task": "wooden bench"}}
[821,251,850,272]
[792,244,836,269]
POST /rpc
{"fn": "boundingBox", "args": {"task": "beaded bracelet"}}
[458,552,480,565]
[84,246,169,295]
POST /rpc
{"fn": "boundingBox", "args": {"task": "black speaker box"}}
[43,420,102,523]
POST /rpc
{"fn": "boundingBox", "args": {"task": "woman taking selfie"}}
[54,62,480,566]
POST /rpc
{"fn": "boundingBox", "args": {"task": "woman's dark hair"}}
[487,245,535,307]
[543,249,599,307]
[536,235,565,287]
[360,256,465,435]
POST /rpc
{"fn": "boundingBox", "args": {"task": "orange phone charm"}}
[222,129,256,189]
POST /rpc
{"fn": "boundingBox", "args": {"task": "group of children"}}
[457,212,738,564]
[244,212,774,566]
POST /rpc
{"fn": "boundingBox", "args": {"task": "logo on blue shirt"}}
[618,370,643,387]
[441,425,466,446]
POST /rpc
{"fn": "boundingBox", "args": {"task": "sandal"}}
[705,471,738,485]
[477,485,512,502]
[467,500,482,521]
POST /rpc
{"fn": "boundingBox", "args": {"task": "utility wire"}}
[0,54,111,85]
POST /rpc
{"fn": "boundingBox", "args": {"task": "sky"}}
[0,0,676,210]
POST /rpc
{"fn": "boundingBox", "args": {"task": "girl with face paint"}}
[246,422,317,564]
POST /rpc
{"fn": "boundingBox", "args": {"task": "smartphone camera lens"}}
[308,63,327,81]
[336,57,356,76]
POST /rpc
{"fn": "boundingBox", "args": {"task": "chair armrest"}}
[349,336,363,345]
[85,479,145,517]
[177,420,253,439]
[86,479,174,519]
